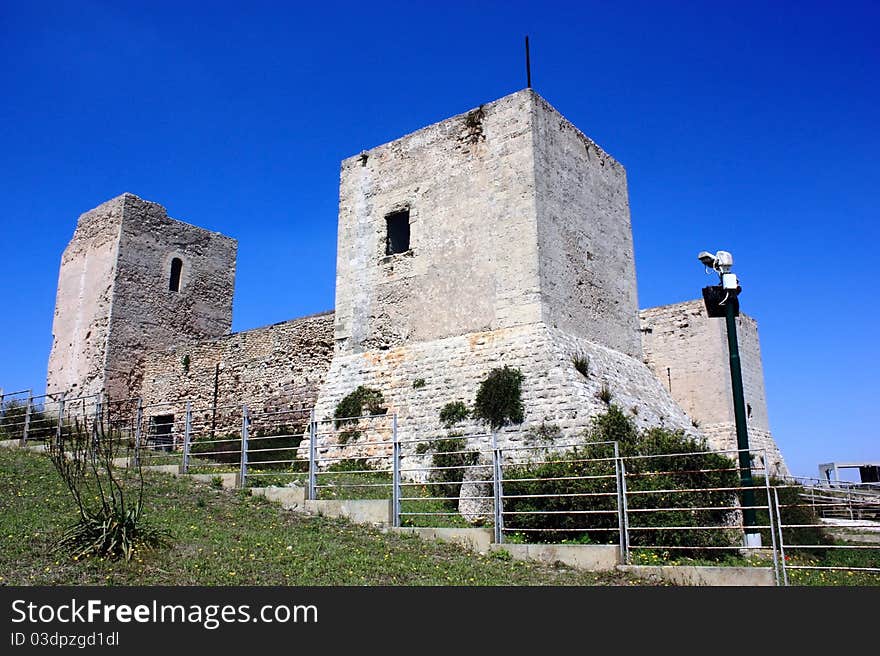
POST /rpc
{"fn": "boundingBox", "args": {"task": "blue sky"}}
[1,1,877,477]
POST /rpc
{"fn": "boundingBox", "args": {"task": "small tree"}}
[47,415,168,560]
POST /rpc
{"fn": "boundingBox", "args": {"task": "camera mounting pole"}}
[698,250,759,547]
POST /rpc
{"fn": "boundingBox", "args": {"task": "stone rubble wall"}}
[136,312,335,436]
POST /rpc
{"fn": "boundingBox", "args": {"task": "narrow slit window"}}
[385,210,410,255]
[169,257,183,292]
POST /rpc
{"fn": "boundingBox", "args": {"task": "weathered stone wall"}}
[47,196,124,398]
[639,300,788,475]
[106,195,236,400]
[47,193,237,402]
[532,94,642,359]
[334,89,542,354]
[137,312,335,432]
[308,322,696,466]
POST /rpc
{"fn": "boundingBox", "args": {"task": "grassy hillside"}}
[0,447,646,586]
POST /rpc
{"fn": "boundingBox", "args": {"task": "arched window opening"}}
[169,258,183,292]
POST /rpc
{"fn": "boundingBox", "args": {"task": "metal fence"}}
[2,387,878,585]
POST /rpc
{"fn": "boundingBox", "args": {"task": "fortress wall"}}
[137,312,335,429]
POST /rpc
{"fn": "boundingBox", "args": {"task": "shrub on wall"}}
[439,401,470,428]
[472,366,524,430]
[334,386,385,427]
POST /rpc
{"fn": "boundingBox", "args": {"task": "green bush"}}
[334,386,385,427]
[572,355,590,378]
[326,458,374,473]
[502,405,741,558]
[526,421,562,441]
[473,366,524,429]
[428,437,478,510]
[439,401,470,428]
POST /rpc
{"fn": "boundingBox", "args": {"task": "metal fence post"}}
[182,401,192,474]
[772,487,789,586]
[763,467,780,586]
[55,392,66,450]
[0,388,5,421]
[133,398,143,468]
[613,442,626,564]
[392,413,401,528]
[619,458,631,564]
[307,409,317,501]
[239,404,249,488]
[92,395,103,453]
[21,391,33,446]
[492,432,504,544]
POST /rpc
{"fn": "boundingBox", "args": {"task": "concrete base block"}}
[251,486,305,510]
[491,543,620,571]
[189,472,239,489]
[0,440,47,453]
[394,527,494,552]
[618,564,776,586]
[304,499,392,525]
[141,464,182,475]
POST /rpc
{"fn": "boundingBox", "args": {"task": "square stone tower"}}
[335,89,640,359]
[47,193,237,400]
[640,300,788,476]
[313,89,694,449]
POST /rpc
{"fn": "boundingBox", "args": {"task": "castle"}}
[45,89,788,476]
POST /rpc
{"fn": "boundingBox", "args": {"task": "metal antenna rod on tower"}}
[525,35,532,88]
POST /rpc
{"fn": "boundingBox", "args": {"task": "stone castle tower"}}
[310,89,697,449]
[43,89,788,475]
[640,300,786,475]
[46,193,237,401]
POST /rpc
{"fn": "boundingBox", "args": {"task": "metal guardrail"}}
[3,385,878,585]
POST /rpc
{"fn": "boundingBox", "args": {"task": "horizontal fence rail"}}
[2,386,878,585]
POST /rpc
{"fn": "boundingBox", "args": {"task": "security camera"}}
[697,251,716,267]
[697,250,734,273]
[714,250,733,269]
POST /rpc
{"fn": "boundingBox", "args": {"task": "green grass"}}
[0,446,646,586]
[785,548,880,586]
